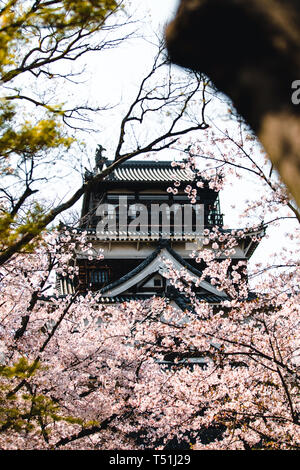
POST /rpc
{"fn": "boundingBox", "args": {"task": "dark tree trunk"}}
[166,0,300,207]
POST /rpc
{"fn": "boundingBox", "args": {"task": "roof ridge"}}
[105,159,192,168]
[103,159,197,183]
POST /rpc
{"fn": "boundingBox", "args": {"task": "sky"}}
[86,0,180,155]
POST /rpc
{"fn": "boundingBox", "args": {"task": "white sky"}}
[86,0,180,154]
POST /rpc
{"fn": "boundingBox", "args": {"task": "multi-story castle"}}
[58,148,264,310]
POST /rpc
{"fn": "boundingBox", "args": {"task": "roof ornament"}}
[95,144,107,171]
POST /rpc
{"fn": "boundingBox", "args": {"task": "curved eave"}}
[100,243,227,298]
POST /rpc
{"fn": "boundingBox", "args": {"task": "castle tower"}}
[58,156,264,307]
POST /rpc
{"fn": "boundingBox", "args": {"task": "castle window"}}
[89,269,109,284]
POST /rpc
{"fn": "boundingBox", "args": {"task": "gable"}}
[101,246,227,298]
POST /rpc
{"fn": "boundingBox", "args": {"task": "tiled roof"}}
[99,293,226,305]
[43,291,259,305]
[104,160,196,183]
[76,227,203,242]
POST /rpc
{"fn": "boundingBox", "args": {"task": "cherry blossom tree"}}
[0,163,299,449]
